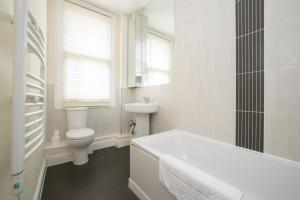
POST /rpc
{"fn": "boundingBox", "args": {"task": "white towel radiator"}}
[11,0,46,197]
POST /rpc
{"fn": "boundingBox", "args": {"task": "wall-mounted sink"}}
[125,103,159,138]
[125,103,159,114]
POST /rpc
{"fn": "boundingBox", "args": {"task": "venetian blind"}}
[63,1,112,104]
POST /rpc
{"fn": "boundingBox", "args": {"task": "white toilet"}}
[66,107,95,165]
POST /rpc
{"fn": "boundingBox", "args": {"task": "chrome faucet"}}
[142,96,150,104]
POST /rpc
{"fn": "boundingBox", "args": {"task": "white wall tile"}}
[265,0,300,28]
[199,78,212,108]
[264,0,300,161]
[264,113,300,161]
[288,114,300,161]
[265,20,300,68]
[196,0,214,23]
[279,67,300,114]
[212,110,235,144]
[197,108,213,138]
[214,40,236,77]
[212,0,235,44]
[212,75,236,110]
[264,69,281,113]
[264,114,290,158]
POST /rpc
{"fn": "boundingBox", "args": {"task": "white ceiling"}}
[142,0,174,36]
[85,0,150,14]
[84,0,174,36]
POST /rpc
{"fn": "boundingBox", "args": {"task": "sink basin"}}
[125,103,159,138]
[125,103,159,114]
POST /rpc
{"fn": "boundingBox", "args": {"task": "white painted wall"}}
[0,1,15,199]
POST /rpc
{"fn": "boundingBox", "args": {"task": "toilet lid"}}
[66,128,95,140]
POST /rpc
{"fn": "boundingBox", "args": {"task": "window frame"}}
[54,0,117,109]
[146,29,173,87]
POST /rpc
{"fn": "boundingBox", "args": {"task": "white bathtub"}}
[129,129,300,200]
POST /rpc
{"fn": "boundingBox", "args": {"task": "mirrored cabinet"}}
[127,0,174,88]
[128,12,148,87]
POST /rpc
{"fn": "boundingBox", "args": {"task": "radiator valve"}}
[129,121,136,135]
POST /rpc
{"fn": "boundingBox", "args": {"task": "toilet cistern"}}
[66,107,95,165]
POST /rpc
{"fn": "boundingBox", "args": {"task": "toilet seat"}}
[66,128,95,140]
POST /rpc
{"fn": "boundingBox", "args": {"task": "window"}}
[62,1,112,106]
[147,32,172,86]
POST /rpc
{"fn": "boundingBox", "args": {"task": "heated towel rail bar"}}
[11,0,46,197]
[25,8,46,162]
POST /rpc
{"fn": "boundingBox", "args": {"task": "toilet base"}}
[72,148,89,165]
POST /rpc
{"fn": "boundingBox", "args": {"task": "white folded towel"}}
[159,154,245,200]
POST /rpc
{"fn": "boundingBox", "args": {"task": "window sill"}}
[63,101,111,108]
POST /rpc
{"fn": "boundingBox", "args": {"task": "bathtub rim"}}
[131,129,300,169]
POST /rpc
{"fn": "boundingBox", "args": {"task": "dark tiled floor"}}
[41,146,139,200]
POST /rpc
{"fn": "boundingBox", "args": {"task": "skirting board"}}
[33,159,47,200]
[128,178,151,200]
[46,134,132,167]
